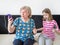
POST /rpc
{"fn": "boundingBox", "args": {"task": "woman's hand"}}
[8,18,15,33]
[8,18,13,25]
[33,28,37,34]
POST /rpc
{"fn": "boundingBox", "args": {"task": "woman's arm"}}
[8,18,15,33]
[33,28,37,34]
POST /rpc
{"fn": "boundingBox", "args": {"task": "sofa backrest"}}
[0,15,60,34]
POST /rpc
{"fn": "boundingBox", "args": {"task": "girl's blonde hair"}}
[42,8,53,21]
[20,6,32,18]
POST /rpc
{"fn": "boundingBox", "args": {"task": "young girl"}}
[8,6,36,45]
[37,8,60,45]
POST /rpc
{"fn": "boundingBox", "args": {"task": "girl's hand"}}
[57,30,60,34]
[55,29,60,35]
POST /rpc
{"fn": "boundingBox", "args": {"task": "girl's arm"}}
[33,27,43,34]
[37,27,43,31]
[55,30,60,34]
[53,20,60,34]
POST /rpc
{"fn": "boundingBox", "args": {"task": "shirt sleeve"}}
[31,19,36,28]
[53,20,59,31]
[12,18,19,27]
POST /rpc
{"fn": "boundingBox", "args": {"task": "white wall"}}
[0,0,60,15]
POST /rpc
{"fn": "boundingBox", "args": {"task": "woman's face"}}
[43,12,49,20]
[20,9,29,19]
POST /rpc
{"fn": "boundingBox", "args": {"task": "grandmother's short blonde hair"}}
[20,6,32,18]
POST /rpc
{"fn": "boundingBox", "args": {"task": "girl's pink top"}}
[42,20,59,41]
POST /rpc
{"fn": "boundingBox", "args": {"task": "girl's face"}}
[43,12,49,20]
[20,9,29,19]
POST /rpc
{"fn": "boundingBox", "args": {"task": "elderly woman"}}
[8,6,36,45]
